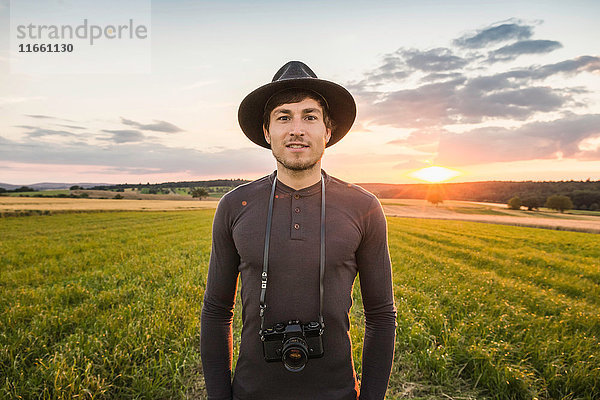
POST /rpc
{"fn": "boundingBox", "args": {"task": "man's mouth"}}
[286,143,309,149]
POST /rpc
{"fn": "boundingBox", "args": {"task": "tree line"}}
[0,186,37,193]
[90,179,250,191]
[507,194,579,212]
[369,180,600,210]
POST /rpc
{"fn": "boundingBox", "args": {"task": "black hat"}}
[238,61,357,149]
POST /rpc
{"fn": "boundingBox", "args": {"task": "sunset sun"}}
[410,166,461,183]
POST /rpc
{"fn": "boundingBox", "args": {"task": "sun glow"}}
[410,166,461,183]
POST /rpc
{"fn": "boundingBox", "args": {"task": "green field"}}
[1,211,599,399]
[135,186,232,198]
[4,190,70,197]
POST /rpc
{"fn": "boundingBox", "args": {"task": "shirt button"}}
[294,223,300,230]
[294,207,300,213]
[294,194,300,199]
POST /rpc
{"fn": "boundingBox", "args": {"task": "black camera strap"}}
[259,172,326,336]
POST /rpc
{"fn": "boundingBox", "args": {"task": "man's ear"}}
[263,125,271,145]
[325,128,332,144]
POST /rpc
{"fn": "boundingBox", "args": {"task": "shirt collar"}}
[268,169,331,196]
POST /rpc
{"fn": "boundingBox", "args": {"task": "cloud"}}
[402,48,469,72]
[360,78,465,128]
[531,56,600,79]
[18,127,79,138]
[25,114,55,119]
[13,115,187,148]
[100,129,146,143]
[388,128,446,146]
[488,40,562,63]
[5,19,597,178]
[23,114,76,122]
[460,56,600,86]
[327,152,425,166]
[359,48,467,86]
[454,22,533,48]
[357,77,569,127]
[359,53,411,84]
[392,159,429,170]
[436,114,600,165]
[421,72,464,82]
[95,166,177,175]
[349,19,600,169]
[351,27,596,128]
[456,85,569,121]
[120,117,183,133]
[0,135,272,177]
[56,124,86,130]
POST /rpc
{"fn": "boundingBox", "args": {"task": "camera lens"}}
[282,337,309,372]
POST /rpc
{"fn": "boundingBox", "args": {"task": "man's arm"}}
[355,197,397,400]
[201,197,240,400]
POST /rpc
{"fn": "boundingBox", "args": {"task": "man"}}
[201,61,396,400]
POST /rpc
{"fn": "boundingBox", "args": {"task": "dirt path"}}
[382,199,600,233]
[0,196,219,211]
[2,196,599,233]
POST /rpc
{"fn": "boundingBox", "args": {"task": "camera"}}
[261,320,324,372]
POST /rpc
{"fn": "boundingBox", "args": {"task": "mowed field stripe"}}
[1,211,598,399]
[389,220,600,305]
[386,218,599,399]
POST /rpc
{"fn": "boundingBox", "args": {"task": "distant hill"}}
[3,179,599,210]
[0,182,113,190]
[0,183,21,190]
[91,179,250,191]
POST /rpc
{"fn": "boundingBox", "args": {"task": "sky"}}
[1,0,599,185]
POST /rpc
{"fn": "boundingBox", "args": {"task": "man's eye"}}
[277,116,290,121]
[305,115,317,120]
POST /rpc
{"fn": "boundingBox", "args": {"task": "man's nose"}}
[289,118,305,136]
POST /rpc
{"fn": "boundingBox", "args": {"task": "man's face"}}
[263,98,332,172]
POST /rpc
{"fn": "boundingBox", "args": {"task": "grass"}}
[1,212,599,399]
[380,201,412,207]
[4,190,70,197]
[1,211,212,399]
[172,188,191,195]
[451,208,510,216]
[566,209,600,216]
[382,218,599,399]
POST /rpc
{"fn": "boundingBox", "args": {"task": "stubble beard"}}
[272,147,325,172]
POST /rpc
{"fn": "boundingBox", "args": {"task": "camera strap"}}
[259,172,326,336]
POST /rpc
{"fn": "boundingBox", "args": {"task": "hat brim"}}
[238,77,357,149]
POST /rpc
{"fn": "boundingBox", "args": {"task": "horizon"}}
[1,0,599,184]
[2,176,599,188]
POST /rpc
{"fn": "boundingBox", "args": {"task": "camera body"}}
[261,320,324,371]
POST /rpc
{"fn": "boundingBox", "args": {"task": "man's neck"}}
[276,163,322,190]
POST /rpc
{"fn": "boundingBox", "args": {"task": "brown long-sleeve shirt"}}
[201,170,396,400]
